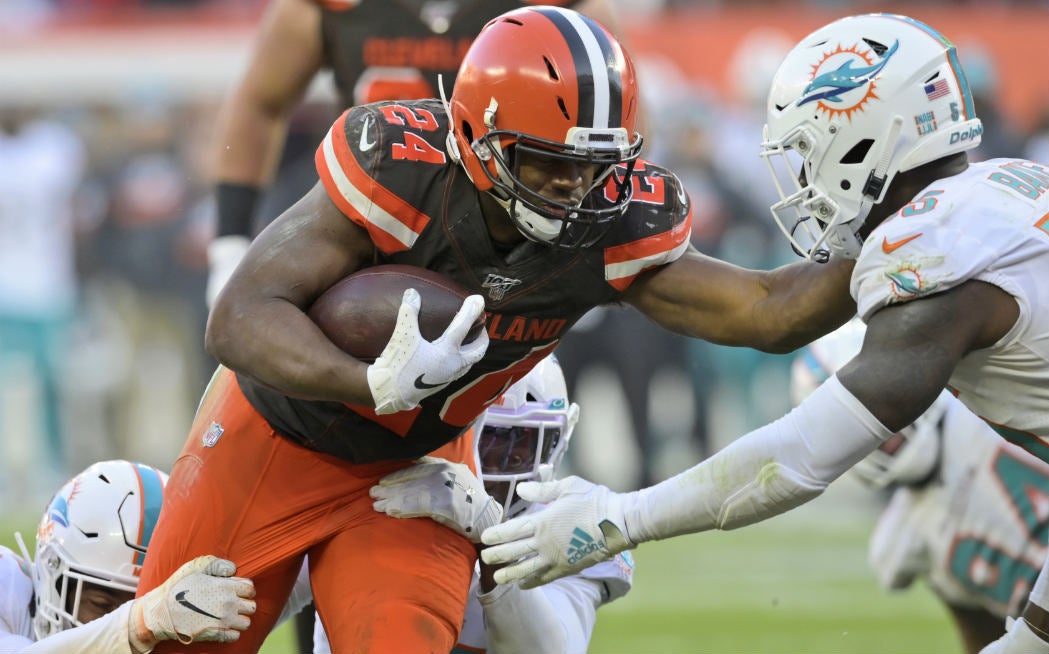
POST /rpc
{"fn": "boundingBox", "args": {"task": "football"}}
[307,264,486,362]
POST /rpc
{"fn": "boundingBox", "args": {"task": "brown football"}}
[307,264,486,363]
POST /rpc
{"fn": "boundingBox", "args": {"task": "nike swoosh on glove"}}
[368,289,489,415]
[479,476,635,589]
[371,456,503,543]
[130,555,256,652]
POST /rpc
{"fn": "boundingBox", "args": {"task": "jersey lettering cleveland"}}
[237,100,692,463]
[852,158,1049,449]
[314,0,579,107]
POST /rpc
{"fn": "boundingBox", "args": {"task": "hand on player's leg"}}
[129,555,256,652]
[372,456,502,543]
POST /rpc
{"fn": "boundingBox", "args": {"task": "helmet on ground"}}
[761,13,982,260]
[446,6,643,249]
[32,460,168,638]
[477,355,580,518]
[791,318,947,489]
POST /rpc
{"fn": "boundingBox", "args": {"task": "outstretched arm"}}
[623,247,856,353]
[483,281,1017,587]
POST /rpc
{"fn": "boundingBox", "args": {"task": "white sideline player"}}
[307,355,634,653]
[478,14,1049,654]
[0,460,257,653]
[793,319,1049,653]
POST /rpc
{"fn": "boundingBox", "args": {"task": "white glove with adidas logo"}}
[129,555,256,653]
[371,456,503,543]
[367,289,489,415]
[480,476,636,588]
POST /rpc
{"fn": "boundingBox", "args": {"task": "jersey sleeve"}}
[576,551,634,604]
[20,601,135,654]
[603,163,693,291]
[852,209,996,321]
[0,548,34,648]
[315,104,437,254]
[477,574,604,654]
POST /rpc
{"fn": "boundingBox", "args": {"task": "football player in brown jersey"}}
[141,7,855,653]
[206,0,623,307]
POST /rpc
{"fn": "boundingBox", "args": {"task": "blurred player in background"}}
[141,6,854,653]
[0,460,256,653]
[479,14,1049,654]
[793,319,1049,654]
[206,0,623,307]
[356,355,633,653]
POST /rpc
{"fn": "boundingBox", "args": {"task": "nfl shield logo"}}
[202,421,224,448]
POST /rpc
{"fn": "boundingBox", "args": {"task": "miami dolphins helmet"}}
[761,14,982,260]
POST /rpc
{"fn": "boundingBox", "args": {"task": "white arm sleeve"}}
[627,375,892,542]
[0,631,33,652]
[20,602,136,654]
[478,575,603,654]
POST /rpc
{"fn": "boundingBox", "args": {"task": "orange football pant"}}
[137,367,477,654]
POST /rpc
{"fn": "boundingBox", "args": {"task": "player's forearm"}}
[756,257,856,353]
[624,375,890,542]
[213,90,290,189]
[206,298,374,405]
[20,601,136,654]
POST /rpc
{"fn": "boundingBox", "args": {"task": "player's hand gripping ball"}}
[308,265,489,414]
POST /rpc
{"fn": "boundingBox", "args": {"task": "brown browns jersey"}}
[237,100,692,463]
[314,0,581,107]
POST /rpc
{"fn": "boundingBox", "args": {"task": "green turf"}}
[2,490,963,654]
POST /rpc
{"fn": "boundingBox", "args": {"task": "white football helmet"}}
[761,14,982,260]
[791,318,949,489]
[31,460,168,638]
[477,355,580,518]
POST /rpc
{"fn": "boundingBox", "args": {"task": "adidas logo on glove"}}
[566,527,604,564]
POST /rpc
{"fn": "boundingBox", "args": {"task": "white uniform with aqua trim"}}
[852,158,1049,450]
[0,545,139,654]
[868,396,1049,618]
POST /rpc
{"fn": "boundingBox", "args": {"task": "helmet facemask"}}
[476,356,579,518]
[474,121,641,251]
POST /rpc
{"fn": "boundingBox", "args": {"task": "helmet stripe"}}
[534,7,621,129]
[132,463,165,566]
[884,14,976,120]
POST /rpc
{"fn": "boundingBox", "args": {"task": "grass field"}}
[1,482,962,654]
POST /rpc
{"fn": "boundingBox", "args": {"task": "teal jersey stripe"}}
[133,463,165,566]
[884,13,976,119]
[990,423,1049,463]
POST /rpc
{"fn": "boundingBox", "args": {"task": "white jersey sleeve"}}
[19,602,135,654]
[471,551,632,654]
[0,546,34,651]
[852,158,1049,439]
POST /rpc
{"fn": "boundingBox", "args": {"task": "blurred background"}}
[0,0,1046,651]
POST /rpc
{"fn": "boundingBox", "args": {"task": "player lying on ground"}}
[479,14,1049,654]
[0,460,255,654]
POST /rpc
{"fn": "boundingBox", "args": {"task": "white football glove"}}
[371,456,503,543]
[480,476,635,589]
[367,288,489,415]
[129,555,256,652]
[206,235,251,309]
[978,616,1049,654]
